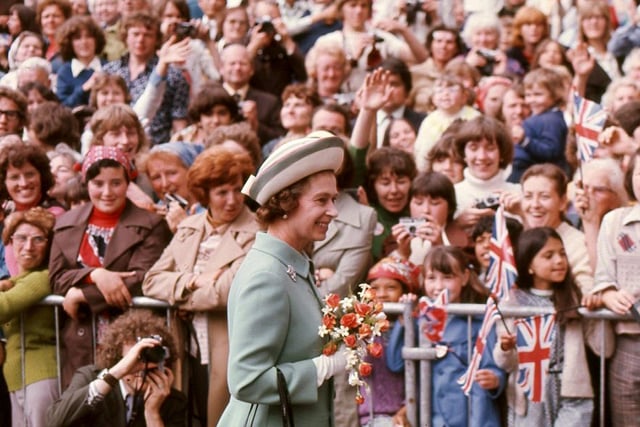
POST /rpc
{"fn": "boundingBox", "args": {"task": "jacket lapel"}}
[203,208,255,272]
[103,203,148,267]
[55,203,93,267]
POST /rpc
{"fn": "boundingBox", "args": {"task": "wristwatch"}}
[97,369,119,388]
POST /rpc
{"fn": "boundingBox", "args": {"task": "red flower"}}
[326,293,340,308]
[358,323,372,339]
[367,341,383,358]
[379,319,390,332]
[355,394,365,405]
[344,334,357,348]
[358,362,372,377]
[354,302,372,316]
[323,314,336,329]
[340,313,360,329]
[322,341,337,356]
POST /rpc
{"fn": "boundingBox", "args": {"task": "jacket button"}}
[77,328,86,336]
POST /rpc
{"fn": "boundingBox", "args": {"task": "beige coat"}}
[142,207,260,426]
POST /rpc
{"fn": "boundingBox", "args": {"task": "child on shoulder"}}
[508,68,570,183]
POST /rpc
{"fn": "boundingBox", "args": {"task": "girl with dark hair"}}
[387,246,505,427]
[55,16,106,108]
[49,146,171,389]
[172,83,239,144]
[392,172,469,266]
[495,227,608,427]
[7,5,39,40]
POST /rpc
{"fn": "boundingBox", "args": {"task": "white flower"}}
[318,325,329,337]
[348,370,363,386]
[337,326,350,337]
[321,306,334,315]
[357,283,371,299]
[346,348,360,368]
[340,298,354,312]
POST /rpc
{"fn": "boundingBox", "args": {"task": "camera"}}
[474,195,500,210]
[255,16,276,36]
[476,48,500,62]
[175,22,197,40]
[138,335,170,370]
[400,217,426,236]
[165,193,189,209]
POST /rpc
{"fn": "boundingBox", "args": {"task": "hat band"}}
[245,137,342,202]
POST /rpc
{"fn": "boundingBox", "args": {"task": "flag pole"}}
[490,293,511,335]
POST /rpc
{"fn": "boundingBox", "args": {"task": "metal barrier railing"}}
[14,295,172,426]
[8,297,625,426]
[382,302,626,427]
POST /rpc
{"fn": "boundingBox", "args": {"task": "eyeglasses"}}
[11,234,48,246]
[0,110,21,120]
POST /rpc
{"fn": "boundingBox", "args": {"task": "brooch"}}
[286,265,297,282]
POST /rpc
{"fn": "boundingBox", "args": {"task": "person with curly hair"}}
[46,309,187,427]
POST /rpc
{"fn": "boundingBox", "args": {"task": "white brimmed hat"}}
[242,131,344,205]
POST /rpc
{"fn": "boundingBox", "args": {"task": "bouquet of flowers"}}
[318,283,389,404]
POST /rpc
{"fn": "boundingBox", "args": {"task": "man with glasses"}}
[0,87,28,137]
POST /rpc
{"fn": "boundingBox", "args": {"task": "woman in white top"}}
[452,116,520,231]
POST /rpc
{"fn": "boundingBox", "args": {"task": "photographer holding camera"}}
[47,310,186,427]
[246,0,307,98]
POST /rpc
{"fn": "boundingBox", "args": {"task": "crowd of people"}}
[0,0,640,425]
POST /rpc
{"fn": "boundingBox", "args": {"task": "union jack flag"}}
[417,289,449,342]
[515,314,556,402]
[458,297,500,395]
[485,205,517,301]
[573,92,606,162]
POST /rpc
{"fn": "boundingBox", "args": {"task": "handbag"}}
[244,368,295,427]
[276,368,295,427]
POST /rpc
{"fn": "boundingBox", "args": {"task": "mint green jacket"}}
[218,232,333,427]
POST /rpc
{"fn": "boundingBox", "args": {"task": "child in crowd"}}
[391,172,469,267]
[359,257,421,427]
[508,68,570,183]
[494,227,608,426]
[423,131,466,183]
[388,246,505,427]
[414,75,481,170]
[471,215,523,284]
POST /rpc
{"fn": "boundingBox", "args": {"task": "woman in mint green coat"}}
[218,132,348,427]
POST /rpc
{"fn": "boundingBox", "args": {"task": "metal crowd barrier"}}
[14,295,172,426]
[382,302,627,427]
[9,297,626,427]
